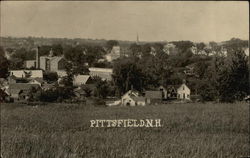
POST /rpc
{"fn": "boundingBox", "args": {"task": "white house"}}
[177,83,191,100]
[121,90,146,106]
[105,46,121,62]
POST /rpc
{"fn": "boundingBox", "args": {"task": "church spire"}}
[136,33,139,44]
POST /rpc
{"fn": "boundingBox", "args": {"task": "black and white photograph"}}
[0,1,249,157]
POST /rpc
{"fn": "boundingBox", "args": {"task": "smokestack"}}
[35,47,40,69]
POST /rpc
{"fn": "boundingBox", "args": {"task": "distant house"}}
[9,70,43,79]
[163,43,177,55]
[176,83,191,100]
[73,75,92,86]
[121,90,146,106]
[159,83,191,100]
[8,83,40,100]
[105,46,121,62]
[89,67,113,81]
[25,60,36,68]
[166,85,178,99]
[145,91,162,104]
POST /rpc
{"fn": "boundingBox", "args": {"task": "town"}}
[0,1,249,158]
[0,37,249,105]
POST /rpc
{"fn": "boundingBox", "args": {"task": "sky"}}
[0,1,249,42]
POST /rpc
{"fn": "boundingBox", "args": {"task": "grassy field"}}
[1,102,249,158]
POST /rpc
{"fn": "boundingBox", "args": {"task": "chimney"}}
[35,47,40,69]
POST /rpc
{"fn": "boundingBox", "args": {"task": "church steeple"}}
[136,33,139,44]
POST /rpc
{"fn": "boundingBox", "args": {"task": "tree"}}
[51,44,63,56]
[43,71,58,83]
[106,40,119,51]
[113,57,145,95]
[196,42,206,51]
[219,50,249,102]
[129,43,142,57]
[0,55,9,78]
[94,79,109,99]
[81,84,92,97]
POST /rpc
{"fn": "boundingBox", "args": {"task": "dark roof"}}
[145,91,162,99]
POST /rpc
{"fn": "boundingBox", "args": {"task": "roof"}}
[10,70,43,78]
[30,78,44,83]
[89,67,113,73]
[50,56,64,63]
[131,96,145,102]
[89,67,113,81]
[123,90,139,98]
[145,91,162,99]
[73,75,90,85]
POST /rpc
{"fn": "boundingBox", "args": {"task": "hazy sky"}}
[1,1,249,42]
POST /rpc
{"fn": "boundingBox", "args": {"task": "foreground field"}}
[1,102,249,158]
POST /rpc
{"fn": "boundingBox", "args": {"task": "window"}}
[183,86,185,90]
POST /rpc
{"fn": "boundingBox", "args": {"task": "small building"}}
[145,90,162,104]
[89,67,113,81]
[159,83,191,100]
[177,83,191,100]
[166,85,178,99]
[25,60,36,68]
[105,46,121,62]
[121,90,145,106]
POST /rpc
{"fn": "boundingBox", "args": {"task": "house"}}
[8,83,40,100]
[121,90,146,106]
[89,67,113,81]
[9,70,43,78]
[73,75,92,86]
[159,83,191,100]
[25,60,36,68]
[105,46,121,62]
[145,91,162,104]
[158,86,168,99]
[166,85,178,99]
[163,43,177,55]
[176,83,191,100]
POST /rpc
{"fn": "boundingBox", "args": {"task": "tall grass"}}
[1,102,249,158]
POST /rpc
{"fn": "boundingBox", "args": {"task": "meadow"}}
[1,102,249,158]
